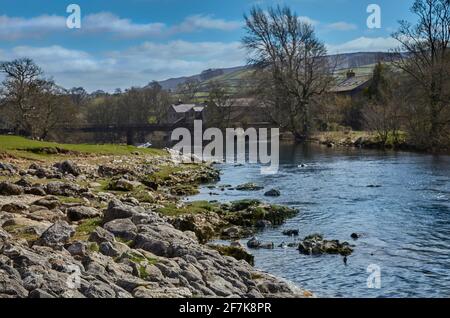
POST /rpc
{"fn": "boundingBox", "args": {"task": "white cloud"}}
[172,15,242,33]
[0,14,66,40]
[0,41,246,92]
[0,12,242,40]
[325,22,357,31]
[83,12,166,37]
[327,36,399,53]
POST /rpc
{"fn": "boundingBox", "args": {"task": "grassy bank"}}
[0,135,166,160]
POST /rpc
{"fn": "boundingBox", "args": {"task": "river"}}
[188,143,450,298]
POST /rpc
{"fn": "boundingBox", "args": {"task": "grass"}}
[2,224,40,243]
[0,135,166,160]
[71,217,102,241]
[157,200,217,217]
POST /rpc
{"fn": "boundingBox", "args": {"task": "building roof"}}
[330,75,372,93]
[193,106,204,112]
[171,104,197,113]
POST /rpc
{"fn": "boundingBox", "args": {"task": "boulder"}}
[2,217,51,239]
[264,189,281,197]
[1,202,29,214]
[298,234,354,256]
[24,186,47,196]
[350,233,361,240]
[33,197,59,210]
[236,183,264,191]
[45,182,84,197]
[282,229,299,237]
[103,200,139,223]
[247,237,261,249]
[88,226,115,244]
[255,220,272,228]
[0,181,23,195]
[170,213,225,243]
[0,162,16,174]
[103,218,137,241]
[54,160,81,176]
[15,178,32,188]
[67,206,101,222]
[67,241,87,256]
[35,221,75,248]
[108,178,134,191]
[99,241,129,257]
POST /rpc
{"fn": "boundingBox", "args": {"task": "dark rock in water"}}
[221,226,248,239]
[298,234,354,256]
[367,185,382,188]
[247,237,274,249]
[236,183,264,191]
[282,229,299,237]
[350,233,361,240]
[36,221,75,248]
[259,242,275,249]
[255,220,272,228]
[264,189,281,197]
[54,160,81,176]
[0,181,23,195]
[247,237,261,249]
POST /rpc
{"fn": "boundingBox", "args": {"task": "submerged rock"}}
[282,229,299,237]
[264,189,281,197]
[236,183,264,191]
[298,234,354,256]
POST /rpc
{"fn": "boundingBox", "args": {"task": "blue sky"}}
[0,0,417,91]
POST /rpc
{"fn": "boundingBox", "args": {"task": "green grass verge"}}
[0,135,167,160]
[157,200,217,217]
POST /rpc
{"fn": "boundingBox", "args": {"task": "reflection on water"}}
[190,143,450,297]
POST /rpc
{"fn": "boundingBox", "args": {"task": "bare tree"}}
[176,78,201,103]
[392,0,450,148]
[242,5,335,141]
[204,81,236,128]
[0,58,44,136]
[363,63,406,146]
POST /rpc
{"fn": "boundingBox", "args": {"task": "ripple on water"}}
[191,144,450,297]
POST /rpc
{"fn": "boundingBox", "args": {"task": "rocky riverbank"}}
[0,149,312,298]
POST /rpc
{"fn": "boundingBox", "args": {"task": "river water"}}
[189,143,450,298]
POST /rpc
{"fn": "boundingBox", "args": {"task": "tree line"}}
[243,0,449,150]
[0,0,449,150]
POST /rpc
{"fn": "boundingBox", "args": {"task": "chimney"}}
[346,70,356,79]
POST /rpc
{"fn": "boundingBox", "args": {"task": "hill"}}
[156,52,395,94]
